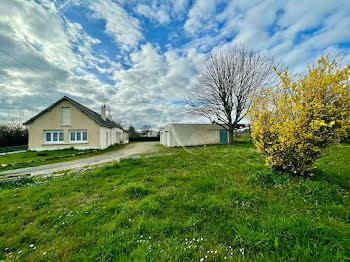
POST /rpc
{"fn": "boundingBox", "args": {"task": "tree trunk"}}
[228,123,234,145]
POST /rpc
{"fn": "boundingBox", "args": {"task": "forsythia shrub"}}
[249,54,350,175]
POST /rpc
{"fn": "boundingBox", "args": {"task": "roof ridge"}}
[65,96,102,117]
[23,96,124,130]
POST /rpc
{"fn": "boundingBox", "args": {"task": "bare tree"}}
[8,107,38,130]
[141,124,151,136]
[186,44,277,144]
[115,121,125,130]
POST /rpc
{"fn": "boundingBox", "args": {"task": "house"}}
[23,96,128,151]
[141,130,159,138]
[160,123,248,147]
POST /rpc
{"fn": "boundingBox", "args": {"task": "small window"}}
[53,133,58,141]
[70,132,75,141]
[46,132,51,142]
[83,131,87,141]
[76,132,81,141]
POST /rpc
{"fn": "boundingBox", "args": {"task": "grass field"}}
[0,144,126,172]
[0,142,349,261]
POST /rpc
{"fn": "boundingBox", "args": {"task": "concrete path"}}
[0,142,160,178]
[0,150,27,156]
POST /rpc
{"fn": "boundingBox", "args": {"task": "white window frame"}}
[69,130,88,143]
[44,130,64,144]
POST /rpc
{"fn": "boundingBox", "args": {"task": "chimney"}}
[101,105,106,121]
[107,105,112,121]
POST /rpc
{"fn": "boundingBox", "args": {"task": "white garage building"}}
[160,124,230,147]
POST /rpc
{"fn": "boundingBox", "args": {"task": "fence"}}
[129,137,160,142]
[0,145,28,154]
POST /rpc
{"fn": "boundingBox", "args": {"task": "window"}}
[69,130,88,143]
[70,132,75,141]
[44,130,64,144]
[62,107,71,126]
[59,132,64,141]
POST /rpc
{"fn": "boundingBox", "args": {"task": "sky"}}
[0,0,350,129]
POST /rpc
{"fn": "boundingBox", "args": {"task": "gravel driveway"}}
[0,142,160,178]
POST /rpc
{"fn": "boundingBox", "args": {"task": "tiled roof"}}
[23,96,124,130]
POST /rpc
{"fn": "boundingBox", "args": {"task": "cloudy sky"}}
[0,0,349,129]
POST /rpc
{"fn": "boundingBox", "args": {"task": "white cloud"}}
[170,0,189,15]
[183,0,350,73]
[135,3,170,24]
[1,0,350,129]
[0,0,118,122]
[184,0,218,35]
[108,43,205,127]
[89,0,144,51]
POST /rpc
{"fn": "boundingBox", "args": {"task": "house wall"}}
[120,132,129,143]
[160,124,224,147]
[28,100,101,151]
[99,127,126,149]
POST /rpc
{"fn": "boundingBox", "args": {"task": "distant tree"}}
[128,125,138,138]
[0,107,38,147]
[186,44,277,144]
[8,107,38,129]
[115,121,126,130]
[156,127,163,137]
[141,125,151,136]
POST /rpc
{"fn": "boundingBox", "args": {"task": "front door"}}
[166,131,170,146]
[220,129,228,144]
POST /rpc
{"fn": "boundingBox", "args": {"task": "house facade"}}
[141,130,159,138]
[160,124,229,147]
[24,96,128,151]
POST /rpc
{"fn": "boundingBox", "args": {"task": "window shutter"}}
[62,107,71,126]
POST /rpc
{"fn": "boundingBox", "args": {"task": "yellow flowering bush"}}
[249,55,350,175]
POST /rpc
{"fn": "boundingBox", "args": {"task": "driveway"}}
[0,142,160,178]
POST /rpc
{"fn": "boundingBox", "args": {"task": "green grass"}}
[0,142,349,261]
[0,144,127,172]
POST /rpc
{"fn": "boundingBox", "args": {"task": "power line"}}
[0,49,62,87]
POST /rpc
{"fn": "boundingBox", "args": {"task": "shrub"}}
[340,127,350,143]
[249,54,350,175]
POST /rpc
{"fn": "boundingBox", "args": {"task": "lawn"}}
[0,142,349,261]
[0,144,126,172]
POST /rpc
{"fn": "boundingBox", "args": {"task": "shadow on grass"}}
[312,168,350,191]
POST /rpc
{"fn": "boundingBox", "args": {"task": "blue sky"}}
[0,0,350,129]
